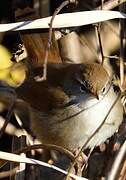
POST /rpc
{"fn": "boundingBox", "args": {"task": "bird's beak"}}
[93,92,100,100]
[94,92,104,101]
[95,94,99,100]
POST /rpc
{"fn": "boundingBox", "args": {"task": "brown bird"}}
[16,63,123,151]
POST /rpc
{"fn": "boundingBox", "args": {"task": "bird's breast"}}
[30,86,123,150]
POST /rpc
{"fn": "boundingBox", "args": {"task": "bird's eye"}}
[80,81,89,92]
[102,87,106,93]
[101,86,107,96]
[75,75,88,93]
[80,84,86,92]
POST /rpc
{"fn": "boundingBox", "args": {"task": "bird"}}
[16,63,123,152]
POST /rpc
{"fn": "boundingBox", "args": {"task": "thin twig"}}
[95,24,105,65]
[15,144,75,161]
[118,158,126,180]
[0,96,16,139]
[0,166,18,179]
[34,0,76,82]
[120,57,125,89]
[95,0,105,65]
[97,0,126,10]
[107,140,126,180]
[119,3,125,89]
[104,55,119,59]
[101,0,104,9]
[0,143,75,169]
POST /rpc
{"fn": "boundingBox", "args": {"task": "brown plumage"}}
[16,63,123,151]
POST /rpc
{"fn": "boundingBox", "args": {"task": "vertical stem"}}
[119,3,125,88]
[95,0,105,65]
[35,0,77,82]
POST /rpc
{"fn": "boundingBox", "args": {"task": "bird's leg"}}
[71,149,90,177]
[81,147,95,172]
